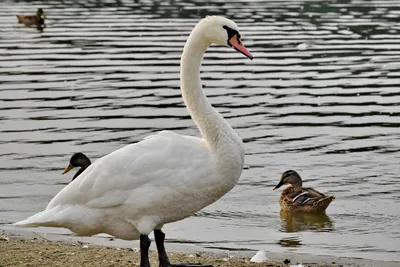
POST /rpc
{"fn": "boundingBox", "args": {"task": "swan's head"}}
[273,170,303,190]
[62,152,91,174]
[198,16,253,60]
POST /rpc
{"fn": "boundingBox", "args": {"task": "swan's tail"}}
[14,208,62,228]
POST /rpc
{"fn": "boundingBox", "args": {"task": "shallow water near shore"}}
[0,0,399,262]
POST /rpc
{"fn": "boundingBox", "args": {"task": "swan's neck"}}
[180,29,242,152]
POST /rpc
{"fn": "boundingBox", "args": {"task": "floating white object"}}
[290,264,304,267]
[250,250,268,263]
[297,43,308,50]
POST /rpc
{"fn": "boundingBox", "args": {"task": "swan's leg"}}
[140,234,151,267]
[154,229,169,265]
[154,229,213,267]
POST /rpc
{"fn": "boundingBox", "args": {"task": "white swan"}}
[15,16,253,267]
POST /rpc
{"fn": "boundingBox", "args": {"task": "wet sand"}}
[1,237,286,267]
[0,228,398,267]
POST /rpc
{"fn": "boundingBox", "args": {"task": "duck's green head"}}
[63,152,91,175]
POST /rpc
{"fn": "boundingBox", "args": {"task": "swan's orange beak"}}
[228,34,253,60]
[62,163,73,174]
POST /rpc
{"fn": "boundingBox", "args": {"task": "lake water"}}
[0,0,399,263]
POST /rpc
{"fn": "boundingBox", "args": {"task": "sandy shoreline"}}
[1,228,398,267]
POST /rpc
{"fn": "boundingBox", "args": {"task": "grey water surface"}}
[0,0,399,262]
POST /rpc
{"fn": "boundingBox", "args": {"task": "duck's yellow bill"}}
[62,163,73,174]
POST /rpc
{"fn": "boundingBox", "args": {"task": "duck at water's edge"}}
[17,8,46,26]
[63,153,91,181]
[273,170,335,213]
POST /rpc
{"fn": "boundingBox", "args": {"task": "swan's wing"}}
[47,131,213,211]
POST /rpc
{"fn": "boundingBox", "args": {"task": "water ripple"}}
[0,0,399,262]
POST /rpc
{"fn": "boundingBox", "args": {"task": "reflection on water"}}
[20,23,45,32]
[0,0,400,262]
[35,24,44,32]
[278,237,302,248]
[280,210,335,233]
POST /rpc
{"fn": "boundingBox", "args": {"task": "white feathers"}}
[250,251,268,263]
[16,132,221,237]
[14,16,246,242]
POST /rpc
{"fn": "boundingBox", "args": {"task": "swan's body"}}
[25,132,241,238]
[15,16,253,267]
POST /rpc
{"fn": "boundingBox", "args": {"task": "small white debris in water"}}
[221,257,229,262]
[297,43,308,50]
[250,250,268,263]
[188,254,195,258]
[290,264,305,267]
[82,245,89,249]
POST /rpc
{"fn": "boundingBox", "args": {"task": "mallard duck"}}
[16,8,46,26]
[62,153,91,181]
[273,170,335,213]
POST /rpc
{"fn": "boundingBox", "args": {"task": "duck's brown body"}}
[279,185,335,213]
[274,170,335,213]
[17,8,45,26]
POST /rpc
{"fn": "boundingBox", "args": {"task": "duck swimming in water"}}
[62,153,91,181]
[274,170,335,213]
[17,8,46,26]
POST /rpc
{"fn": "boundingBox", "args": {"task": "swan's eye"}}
[223,25,239,42]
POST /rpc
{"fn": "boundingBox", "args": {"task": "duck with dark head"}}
[273,170,335,213]
[17,8,46,26]
[63,153,91,181]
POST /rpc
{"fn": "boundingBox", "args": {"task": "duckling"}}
[273,170,335,213]
[17,8,46,26]
[62,153,91,181]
